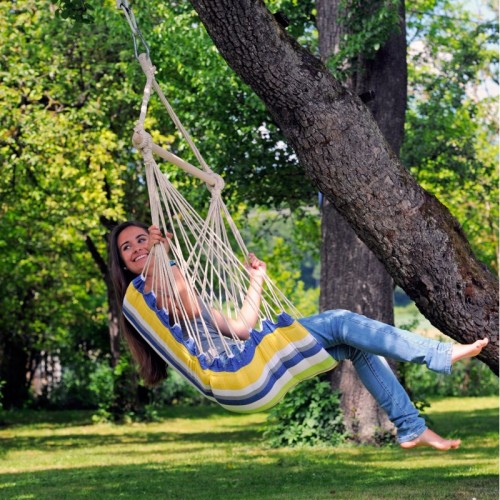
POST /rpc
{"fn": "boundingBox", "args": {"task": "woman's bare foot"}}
[400,429,461,451]
[451,338,489,364]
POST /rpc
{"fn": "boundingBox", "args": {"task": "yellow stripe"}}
[219,357,337,413]
[125,286,337,395]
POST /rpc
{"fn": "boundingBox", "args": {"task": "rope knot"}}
[207,174,225,196]
[132,126,153,152]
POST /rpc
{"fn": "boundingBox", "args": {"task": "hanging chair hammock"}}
[117,1,337,413]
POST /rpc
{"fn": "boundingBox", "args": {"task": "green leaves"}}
[403,0,498,270]
[327,0,402,79]
[0,0,132,404]
[264,377,346,447]
[55,0,94,24]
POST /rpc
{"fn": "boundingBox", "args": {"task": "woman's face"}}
[117,225,150,275]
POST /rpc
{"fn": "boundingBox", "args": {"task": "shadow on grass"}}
[0,427,264,456]
[0,456,498,499]
[0,405,225,429]
[1,402,497,499]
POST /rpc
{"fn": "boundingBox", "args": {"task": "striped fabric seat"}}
[123,276,337,413]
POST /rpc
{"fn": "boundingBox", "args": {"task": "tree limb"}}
[189,0,499,373]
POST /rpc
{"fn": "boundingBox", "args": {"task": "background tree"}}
[0,2,143,408]
[317,0,405,443]
[403,0,498,271]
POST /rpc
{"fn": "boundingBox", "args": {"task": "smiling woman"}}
[117,225,151,276]
[103,0,492,451]
[107,217,488,451]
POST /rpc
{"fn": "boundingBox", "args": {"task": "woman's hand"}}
[148,225,173,253]
[213,253,266,339]
[246,253,266,280]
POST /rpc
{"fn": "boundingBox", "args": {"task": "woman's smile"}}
[117,226,151,275]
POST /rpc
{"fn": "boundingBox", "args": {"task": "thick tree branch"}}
[188,0,498,373]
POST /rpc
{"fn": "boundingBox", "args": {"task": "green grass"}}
[0,397,498,499]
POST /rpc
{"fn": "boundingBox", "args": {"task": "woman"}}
[109,221,489,451]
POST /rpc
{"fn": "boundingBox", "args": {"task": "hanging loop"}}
[116,0,150,59]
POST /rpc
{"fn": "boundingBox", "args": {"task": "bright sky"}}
[463,0,497,20]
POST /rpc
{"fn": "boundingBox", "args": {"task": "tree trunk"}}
[107,286,121,367]
[317,0,407,442]
[321,200,396,442]
[0,334,30,408]
[85,233,121,365]
[188,0,499,373]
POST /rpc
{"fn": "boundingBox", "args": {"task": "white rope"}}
[120,4,301,358]
[135,122,301,355]
[137,54,214,175]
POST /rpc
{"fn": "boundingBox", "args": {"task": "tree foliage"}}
[327,0,402,78]
[0,2,131,405]
[403,0,499,270]
[0,0,497,408]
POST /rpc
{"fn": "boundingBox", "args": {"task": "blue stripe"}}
[123,306,216,399]
[124,276,332,410]
[213,346,323,407]
[128,276,304,374]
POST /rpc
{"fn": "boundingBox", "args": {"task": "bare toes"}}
[400,429,461,451]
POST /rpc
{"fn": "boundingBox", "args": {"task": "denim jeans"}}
[298,309,453,443]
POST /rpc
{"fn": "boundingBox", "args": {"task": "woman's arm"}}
[211,253,266,340]
[147,225,200,319]
[148,226,264,334]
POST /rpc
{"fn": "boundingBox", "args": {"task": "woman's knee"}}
[323,309,352,338]
[322,309,352,320]
[301,309,350,347]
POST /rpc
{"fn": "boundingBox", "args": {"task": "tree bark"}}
[318,0,407,442]
[85,233,121,365]
[188,0,499,373]
[321,199,396,442]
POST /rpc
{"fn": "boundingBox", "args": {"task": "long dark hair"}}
[109,221,168,386]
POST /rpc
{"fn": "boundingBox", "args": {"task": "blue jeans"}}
[298,309,453,443]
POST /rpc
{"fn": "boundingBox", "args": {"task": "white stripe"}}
[124,294,332,404]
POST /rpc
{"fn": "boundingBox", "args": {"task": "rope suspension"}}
[116,2,337,412]
[117,1,299,357]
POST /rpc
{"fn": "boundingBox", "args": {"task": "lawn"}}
[0,396,498,499]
